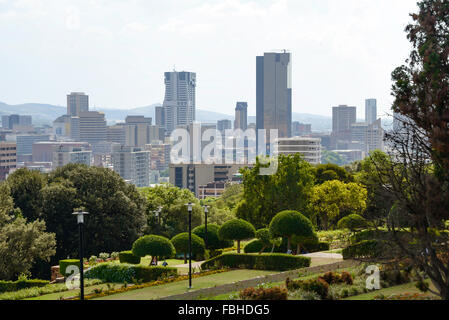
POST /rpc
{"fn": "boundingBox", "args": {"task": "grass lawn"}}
[94,269,276,300]
[25,282,115,300]
[345,281,439,300]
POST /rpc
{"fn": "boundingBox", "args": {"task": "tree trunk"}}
[287,237,291,252]
[184,253,187,264]
[296,243,301,255]
[271,243,275,253]
[258,245,267,255]
[237,240,241,253]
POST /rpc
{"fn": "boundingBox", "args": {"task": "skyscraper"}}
[365,99,377,125]
[234,102,248,131]
[331,105,357,149]
[67,92,89,116]
[256,51,292,141]
[155,106,165,126]
[79,111,107,144]
[162,71,196,134]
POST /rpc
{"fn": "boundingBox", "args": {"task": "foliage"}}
[0,279,49,294]
[118,251,141,265]
[321,150,348,166]
[314,163,354,184]
[337,214,369,233]
[308,180,367,230]
[171,233,205,262]
[192,224,234,250]
[286,277,329,300]
[237,154,315,228]
[85,263,177,283]
[317,230,352,249]
[269,210,315,250]
[201,253,311,271]
[342,240,382,260]
[318,271,353,286]
[132,235,175,260]
[239,286,288,300]
[59,259,80,277]
[0,183,56,280]
[218,219,256,253]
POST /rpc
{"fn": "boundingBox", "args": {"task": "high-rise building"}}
[52,145,92,168]
[67,92,89,116]
[256,51,292,141]
[107,124,126,145]
[155,106,165,127]
[145,143,171,171]
[350,118,384,153]
[217,120,232,133]
[331,105,357,149]
[276,137,322,165]
[162,71,196,134]
[124,116,152,147]
[234,102,248,131]
[365,99,377,125]
[292,122,312,136]
[16,134,51,161]
[79,111,107,144]
[32,141,90,162]
[111,145,150,187]
[2,115,32,130]
[0,142,17,180]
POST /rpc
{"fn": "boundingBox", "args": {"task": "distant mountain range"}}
[0,101,392,132]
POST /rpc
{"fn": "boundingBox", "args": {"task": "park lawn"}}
[25,282,117,300]
[94,269,276,300]
[345,281,439,300]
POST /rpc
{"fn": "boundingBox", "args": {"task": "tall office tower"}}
[234,102,248,130]
[52,145,92,168]
[79,111,107,144]
[0,142,17,181]
[16,134,51,161]
[256,51,292,145]
[365,99,377,125]
[67,92,89,116]
[2,115,32,130]
[217,120,232,133]
[155,106,165,127]
[111,145,150,187]
[162,71,196,134]
[331,105,357,149]
[107,124,126,145]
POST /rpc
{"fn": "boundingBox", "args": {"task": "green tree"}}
[237,154,315,228]
[0,184,56,280]
[132,235,175,264]
[269,210,315,252]
[171,233,205,263]
[321,150,348,166]
[314,163,354,184]
[192,224,233,250]
[218,219,256,253]
[337,214,369,234]
[308,180,367,230]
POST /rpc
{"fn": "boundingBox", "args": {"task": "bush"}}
[85,263,177,283]
[318,271,353,285]
[171,233,205,261]
[350,229,387,244]
[192,224,234,249]
[286,277,329,299]
[99,252,110,261]
[111,252,120,260]
[0,279,49,294]
[209,249,224,259]
[269,211,315,250]
[239,286,288,300]
[342,240,382,259]
[218,219,256,253]
[119,251,141,264]
[337,214,368,232]
[244,239,270,254]
[59,259,81,277]
[201,253,311,271]
[132,235,175,259]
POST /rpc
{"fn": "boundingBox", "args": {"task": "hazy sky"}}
[0,0,418,117]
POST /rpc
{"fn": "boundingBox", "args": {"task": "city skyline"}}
[0,0,418,118]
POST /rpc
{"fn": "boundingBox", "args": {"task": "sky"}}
[0,0,419,117]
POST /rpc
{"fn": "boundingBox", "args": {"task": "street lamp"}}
[154,206,163,227]
[185,202,193,289]
[202,205,210,249]
[72,210,89,300]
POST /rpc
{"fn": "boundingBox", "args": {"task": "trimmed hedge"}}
[0,279,49,294]
[201,253,311,271]
[342,240,382,259]
[59,259,81,277]
[85,263,178,283]
[119,251,141,264]
[243,239,330,254]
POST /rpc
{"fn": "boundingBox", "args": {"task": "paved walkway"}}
[173,261,204,268]
[301,252,343,259]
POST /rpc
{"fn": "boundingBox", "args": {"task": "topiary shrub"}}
[171,233,205,263]
[218,219,256,253]
[244,239,269,254]
[132,235,175,263]
[201,253,311,271]
[337,214,368,233]
[342,240,382,260]
[269,211,315,251]
[192,224,234,249]
[119,251,141,264]
[239,286,288,300]
[59,259,81,277]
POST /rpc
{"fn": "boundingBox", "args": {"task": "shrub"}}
[99,252,110,261]
[59,259,81,277]
[209,249,224,258]
[318,230,351,249]
[239,286,288,300]
[244,239,270,254]
[171,233,205,262]
[85,263,177,283]
[111,252,120,260]
[0,279,49,294]
[286,277,329,299]
[119,251,141,264]
[244,238,329,254]
[88,255,98,266]
[318,271,353,285]
[192,224,234,249]
[340,271,354,285]
[132,235,176,259]
[218,219,256,253]
[201,253,311,271]
[269,211,315,251]
[337,214,368,233]
[342,240,382,259]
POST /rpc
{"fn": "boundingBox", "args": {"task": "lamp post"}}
[185,202,193,289]
[154,206,162,232]
[72,211,89,300]
[202,205,209,248]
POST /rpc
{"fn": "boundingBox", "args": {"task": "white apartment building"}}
[111,145,150,187]
[276,137,322,165]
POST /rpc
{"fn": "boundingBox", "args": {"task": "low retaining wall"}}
[160,259,359,300]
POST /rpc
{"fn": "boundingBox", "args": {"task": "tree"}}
[337,214,369,234]
[0,184,56,280]
[237,154,315,228]
[132,235,175,265]
[291,233,319,255]
[254,228,282,254]
[218,219,256,253]
[308,180,367,230]
[321,150,348,166]
[314,163,354,184]
[171,233,205,263]
[269,210,315,252]
[192,224,233,250]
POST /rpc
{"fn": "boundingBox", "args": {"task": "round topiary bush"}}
[171,233,206,263]
[269,210,315,252]
[132,235,175,264]
[192,224,234,249]
[119,250,141,264]
[218,219,256,253]
[337,214,368,233]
